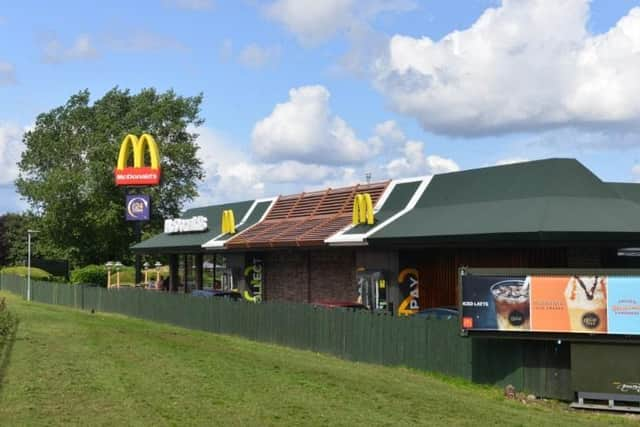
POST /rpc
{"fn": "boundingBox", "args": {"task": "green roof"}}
[202,199,274,246]
[345,180,421,235]
[369,159,640,244]
[609,182,640,205]
[132,200,254,253]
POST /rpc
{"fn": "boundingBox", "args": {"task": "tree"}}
[16,87,204,266]
[0,213,45,267]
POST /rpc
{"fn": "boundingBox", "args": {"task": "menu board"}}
[461,274,640,335]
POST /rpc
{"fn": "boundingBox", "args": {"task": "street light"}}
[154,261,162,282]
[105,261,114,288]
[143,261,150,284]
[27,229,40,302]
[114,261,122,289]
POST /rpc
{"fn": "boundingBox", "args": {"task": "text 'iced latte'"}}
[564,276,607,333]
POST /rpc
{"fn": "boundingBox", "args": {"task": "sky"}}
[1,0,640,213]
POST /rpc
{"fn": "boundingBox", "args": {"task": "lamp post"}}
[154,261,162,282]
[105,261,114,289]
[115,261,122,289]
[27,229,39,302]
[143,261,150,285]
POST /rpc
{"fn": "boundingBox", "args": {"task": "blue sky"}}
[1,0,640,212]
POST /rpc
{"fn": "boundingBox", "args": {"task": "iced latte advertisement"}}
[462,273,640,335]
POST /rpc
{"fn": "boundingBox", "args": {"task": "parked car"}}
[415,306,459,319]
[191,289,243,301]
[312,300,368,310]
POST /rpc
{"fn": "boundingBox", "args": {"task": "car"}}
[312,300,369,310]
[190,289,243,301]
[414,306,459,319]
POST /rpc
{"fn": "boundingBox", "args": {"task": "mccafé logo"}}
[352,193,374,225]
[114,134,161,186]
[221,209,236,234]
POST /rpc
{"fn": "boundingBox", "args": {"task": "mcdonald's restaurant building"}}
[133,158,640,403]
[133,158,640,313]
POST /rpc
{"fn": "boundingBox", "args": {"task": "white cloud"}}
[163,0,214,10]
[252,85,377,165]
[106,30,186,52]
[385,140,459,178]
[262,161,335,183]
[633,164,640,182]
[0,61,16,85]
[41,34,98,63]
[265,0,415,45]
[374,120,405,143]
[0,124,24,186]
[192,85,459,204]
[373,0,640,137]
[495,157,529,166]
[219,39,233,62]
[194,127,265,203]
[192,126,355,205]
[238,43,281,68]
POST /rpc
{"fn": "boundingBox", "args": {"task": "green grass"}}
[0,292,635,426]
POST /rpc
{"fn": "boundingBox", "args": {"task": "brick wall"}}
[263,248,357,303]
[264,250,308,302]
[309,249,357,303]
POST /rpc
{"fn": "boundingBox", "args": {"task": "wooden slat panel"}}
[400,247,569,310]
[225,180,389,249]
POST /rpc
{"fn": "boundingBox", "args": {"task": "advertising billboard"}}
[125,195,150,221]
[461,271,640,336]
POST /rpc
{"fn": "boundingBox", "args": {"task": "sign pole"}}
[134,221,142,284]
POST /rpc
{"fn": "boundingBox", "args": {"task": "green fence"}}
[0,274,572,400]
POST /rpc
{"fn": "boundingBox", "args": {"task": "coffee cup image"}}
[564,276,607,333]
[490,279,530,330]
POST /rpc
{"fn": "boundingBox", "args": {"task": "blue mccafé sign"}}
[125,195,150,221]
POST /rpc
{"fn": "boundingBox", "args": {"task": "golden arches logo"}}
[352,193,374,225]
[221,209,236,234]
[114,134,161,186]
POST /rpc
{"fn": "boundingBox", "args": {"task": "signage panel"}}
[114,134,161,186]
[164,216,208,234]
[461,272,640,336]
[243,253,263,303]
[126,195,150,221]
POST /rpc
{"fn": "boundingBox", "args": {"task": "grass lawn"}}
[0,292,636,426]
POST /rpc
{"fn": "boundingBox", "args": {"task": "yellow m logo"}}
[117,134,160,170]
[114,134,161,186]
[221,209,236,234]
[352,193,374,225]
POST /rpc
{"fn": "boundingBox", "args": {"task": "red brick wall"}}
[309,249,357,303]
[263,248,357,303]
[264,250,308,302]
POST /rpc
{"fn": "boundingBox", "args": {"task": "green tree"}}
[0,213,31,266]
[16,87,204,266]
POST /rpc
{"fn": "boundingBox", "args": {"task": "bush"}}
[1,266,53,281]
[70,265,108,287]
[0,297,17,340]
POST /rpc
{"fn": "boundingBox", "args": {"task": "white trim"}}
[202,197,277,249]
[325,176,430,245]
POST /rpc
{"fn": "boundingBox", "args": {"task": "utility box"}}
[571,342,640,410]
